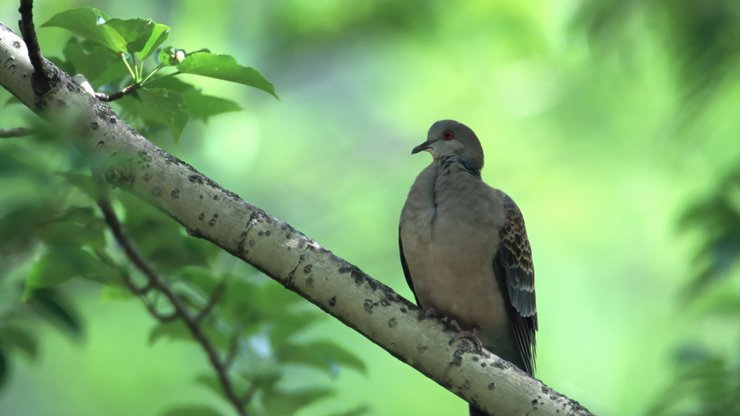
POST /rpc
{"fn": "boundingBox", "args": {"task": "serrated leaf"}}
[183,92,241,122]
[42,8,128,54]
[159,404,222,416]
[263,387,333,416]
[138,88,189,143]
[177,53,277,97]
[1,326,38,360]
[103,18,153,54]
[277,341,367,376]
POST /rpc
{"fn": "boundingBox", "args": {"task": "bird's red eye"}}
[442,129,454,140]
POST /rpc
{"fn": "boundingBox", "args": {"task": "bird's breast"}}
[400,171,509,332]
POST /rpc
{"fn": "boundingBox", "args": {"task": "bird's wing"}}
[399,230,421,305]
[493,193,538,375]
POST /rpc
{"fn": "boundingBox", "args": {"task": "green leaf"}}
[183,92,241,122]
[148,321,188,345]
[25,247,109,297]
[138,88,189,143]
[0,348,7,389]
[28,289,83,337]
[138,23,170,60]
[38,207,106,250]
[1,326,38,360]
[160,404,222,416]
[277,341,367,376]
[42,8,128,54]
[103,18,154,54]
[177,53,277,97]
[263,387,333,416]
[61,38,126,86]
[103,18,170,60]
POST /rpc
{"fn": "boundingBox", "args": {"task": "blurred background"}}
[1,0,739,415]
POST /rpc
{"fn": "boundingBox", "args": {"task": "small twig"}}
[224,335,239,369]
[239,383,260,408]
[96,198,248,416]
[18,0,50,94]
[195,283,225,323]
[94,83,140,102]
[0,127,32,138]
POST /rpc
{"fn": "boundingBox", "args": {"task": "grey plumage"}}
[399,120,537,415]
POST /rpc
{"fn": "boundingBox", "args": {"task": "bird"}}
[399,120,537,416]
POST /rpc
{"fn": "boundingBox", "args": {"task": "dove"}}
[399,120,537,416]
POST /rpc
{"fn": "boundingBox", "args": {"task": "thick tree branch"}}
[0,23,592,416]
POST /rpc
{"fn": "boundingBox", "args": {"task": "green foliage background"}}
[1,0,739,415]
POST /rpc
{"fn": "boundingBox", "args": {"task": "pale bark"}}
[0,21,592,416]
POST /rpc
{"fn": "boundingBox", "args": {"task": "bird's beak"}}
[411,141,431,155]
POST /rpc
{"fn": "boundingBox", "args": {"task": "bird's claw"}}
[450,324,483,351]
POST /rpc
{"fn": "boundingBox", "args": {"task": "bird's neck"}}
[437,155,481,178]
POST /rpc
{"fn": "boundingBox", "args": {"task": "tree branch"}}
[97,198,248,416]
[95,82,140,102]
[17,0,50,95]
[0,127,32,138]
[0,22,592,416]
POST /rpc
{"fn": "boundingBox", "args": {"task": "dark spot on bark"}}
[488,382,495,390]
[481,363,487,368]
[213,195,219,200]
[55,99,67,108]
[265,230,271,236]
[328,296,336,307]
[303,264,312,274]
[363,299,379,314]
[248,239,255,247]
[12,40,20,48]
[306,276,314,287]
[109,116,116,123]
[198,212,205,220]
[143,172,152,182]
[171,188,180,199]
[189,174,204,184]
[380,298,390,307]
[90,121,99,130]
[417,345,428,354]
[208,214,219,226]
[400,307,407,313]
[472,355,479,362]
[187,227,202,238]
[388,318,397,328]
[151,186,163,197]
[199,195,204,199]
[532,399,538,405]
[338,266,352,274]
[462,379,471,390]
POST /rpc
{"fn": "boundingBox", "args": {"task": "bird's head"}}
[412,120,484,170]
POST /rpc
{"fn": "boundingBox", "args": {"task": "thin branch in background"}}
[0,127,32,138]
[17,0,50,94]
[96,198,248,416]
[95,83,140,102]
[195,283,225,323]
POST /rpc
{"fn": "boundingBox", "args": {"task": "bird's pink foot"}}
[451,324,483,350]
